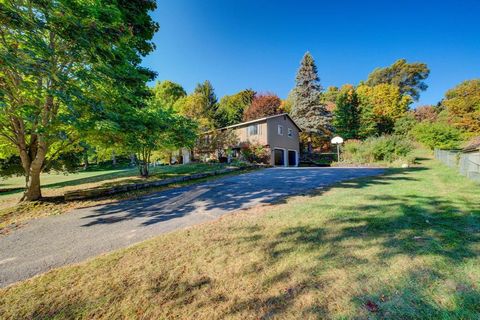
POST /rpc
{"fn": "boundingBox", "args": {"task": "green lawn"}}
[1,154,479,319]
[0,168,130,190]
[0,163,227,197]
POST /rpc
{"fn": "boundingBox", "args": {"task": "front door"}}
[288,150,296,166]
[274,149,285,166]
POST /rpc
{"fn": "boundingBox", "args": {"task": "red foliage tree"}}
[243,93,282,121]
[414,105,438,122]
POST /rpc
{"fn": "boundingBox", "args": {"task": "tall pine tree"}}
[194,80,220,127]
[291,52,332,153]
[333,86,361,139]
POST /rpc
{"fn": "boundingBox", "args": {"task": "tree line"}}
[1,1,479,202]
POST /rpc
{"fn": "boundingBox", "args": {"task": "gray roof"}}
[217,113,303,132]
[463,136,480,153]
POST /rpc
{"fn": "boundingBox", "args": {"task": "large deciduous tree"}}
[174,93,213,130]
[366,59,430,101]
[333,85,360,139]
[124,103,197,177]
[290,52,332,153]
[356,83,412,135]
[216,89,255,127]
[152,80,186,109]
[0,0,158,201]
[441,79,480,134]
[243,93,282,121]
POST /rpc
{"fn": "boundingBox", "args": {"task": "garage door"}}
[288,150,297,166]
[274,149,285,166]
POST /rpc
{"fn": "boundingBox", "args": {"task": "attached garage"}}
[288,150,297,166]
[274,149,285,166]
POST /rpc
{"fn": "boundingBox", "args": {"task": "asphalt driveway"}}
[0,167,384,287]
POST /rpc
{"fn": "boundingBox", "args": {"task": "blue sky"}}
[142,0,480,107]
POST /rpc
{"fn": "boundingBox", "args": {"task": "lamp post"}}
[331,136,344,162]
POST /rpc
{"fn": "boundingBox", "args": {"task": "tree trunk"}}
[16,133,46,202]
[83,151,89,170]
[143,163,149,177]
[22,167,42,201]
[139,162,149,177]
[111,151,116,166]
[130,154,136,166]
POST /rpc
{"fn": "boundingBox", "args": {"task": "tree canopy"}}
[366,59,430,101]
[243,93,282,121]
[123,102,197,177]
[216,89,255,127]
[0,0,158,200]
[441,79,480,134]
[152,80,186,109]
[356,83,411,134]
[174,93,213,130]
[333,85,360,139]
[194,80,221,127]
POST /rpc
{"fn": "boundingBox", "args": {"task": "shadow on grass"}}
[351,268,480,319]
[214,166,480,318]
[0,169,134,196]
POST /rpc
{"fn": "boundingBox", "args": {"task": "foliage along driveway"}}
[0,167,384,287]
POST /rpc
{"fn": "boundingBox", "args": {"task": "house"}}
[197,113,302,166]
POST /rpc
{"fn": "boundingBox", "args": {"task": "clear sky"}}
[142,0,480,107]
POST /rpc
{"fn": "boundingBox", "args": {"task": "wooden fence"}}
[434,149,480,183]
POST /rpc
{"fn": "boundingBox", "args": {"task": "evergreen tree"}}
[290,52,332,153]
[194,80,220,126]
[333,86,360,139]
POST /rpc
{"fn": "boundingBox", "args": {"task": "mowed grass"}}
[0,155,479,319]
[0,163,228,199]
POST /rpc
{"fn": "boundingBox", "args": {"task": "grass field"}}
[0,154,479,319]
[0,163,228,198]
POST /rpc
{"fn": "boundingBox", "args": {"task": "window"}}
[248,124,258,136]
[277,125,283,135]
[288,128,293,138]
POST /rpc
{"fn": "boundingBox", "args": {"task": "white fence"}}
[434,149,480,183]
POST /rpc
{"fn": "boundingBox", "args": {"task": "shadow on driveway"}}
[81,167,387,227]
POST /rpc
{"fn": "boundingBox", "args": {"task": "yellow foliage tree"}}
[173,94,213,130]
[356,83,412,134]
[442,79,480,135]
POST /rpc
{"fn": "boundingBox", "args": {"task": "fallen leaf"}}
[365,300,379,312]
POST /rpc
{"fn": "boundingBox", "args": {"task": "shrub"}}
[393,113,418,137]
[411,122,463,150]
[240,142,270,164]
[342,135,413,164]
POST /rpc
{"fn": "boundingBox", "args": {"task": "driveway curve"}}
[0,167,384,287]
